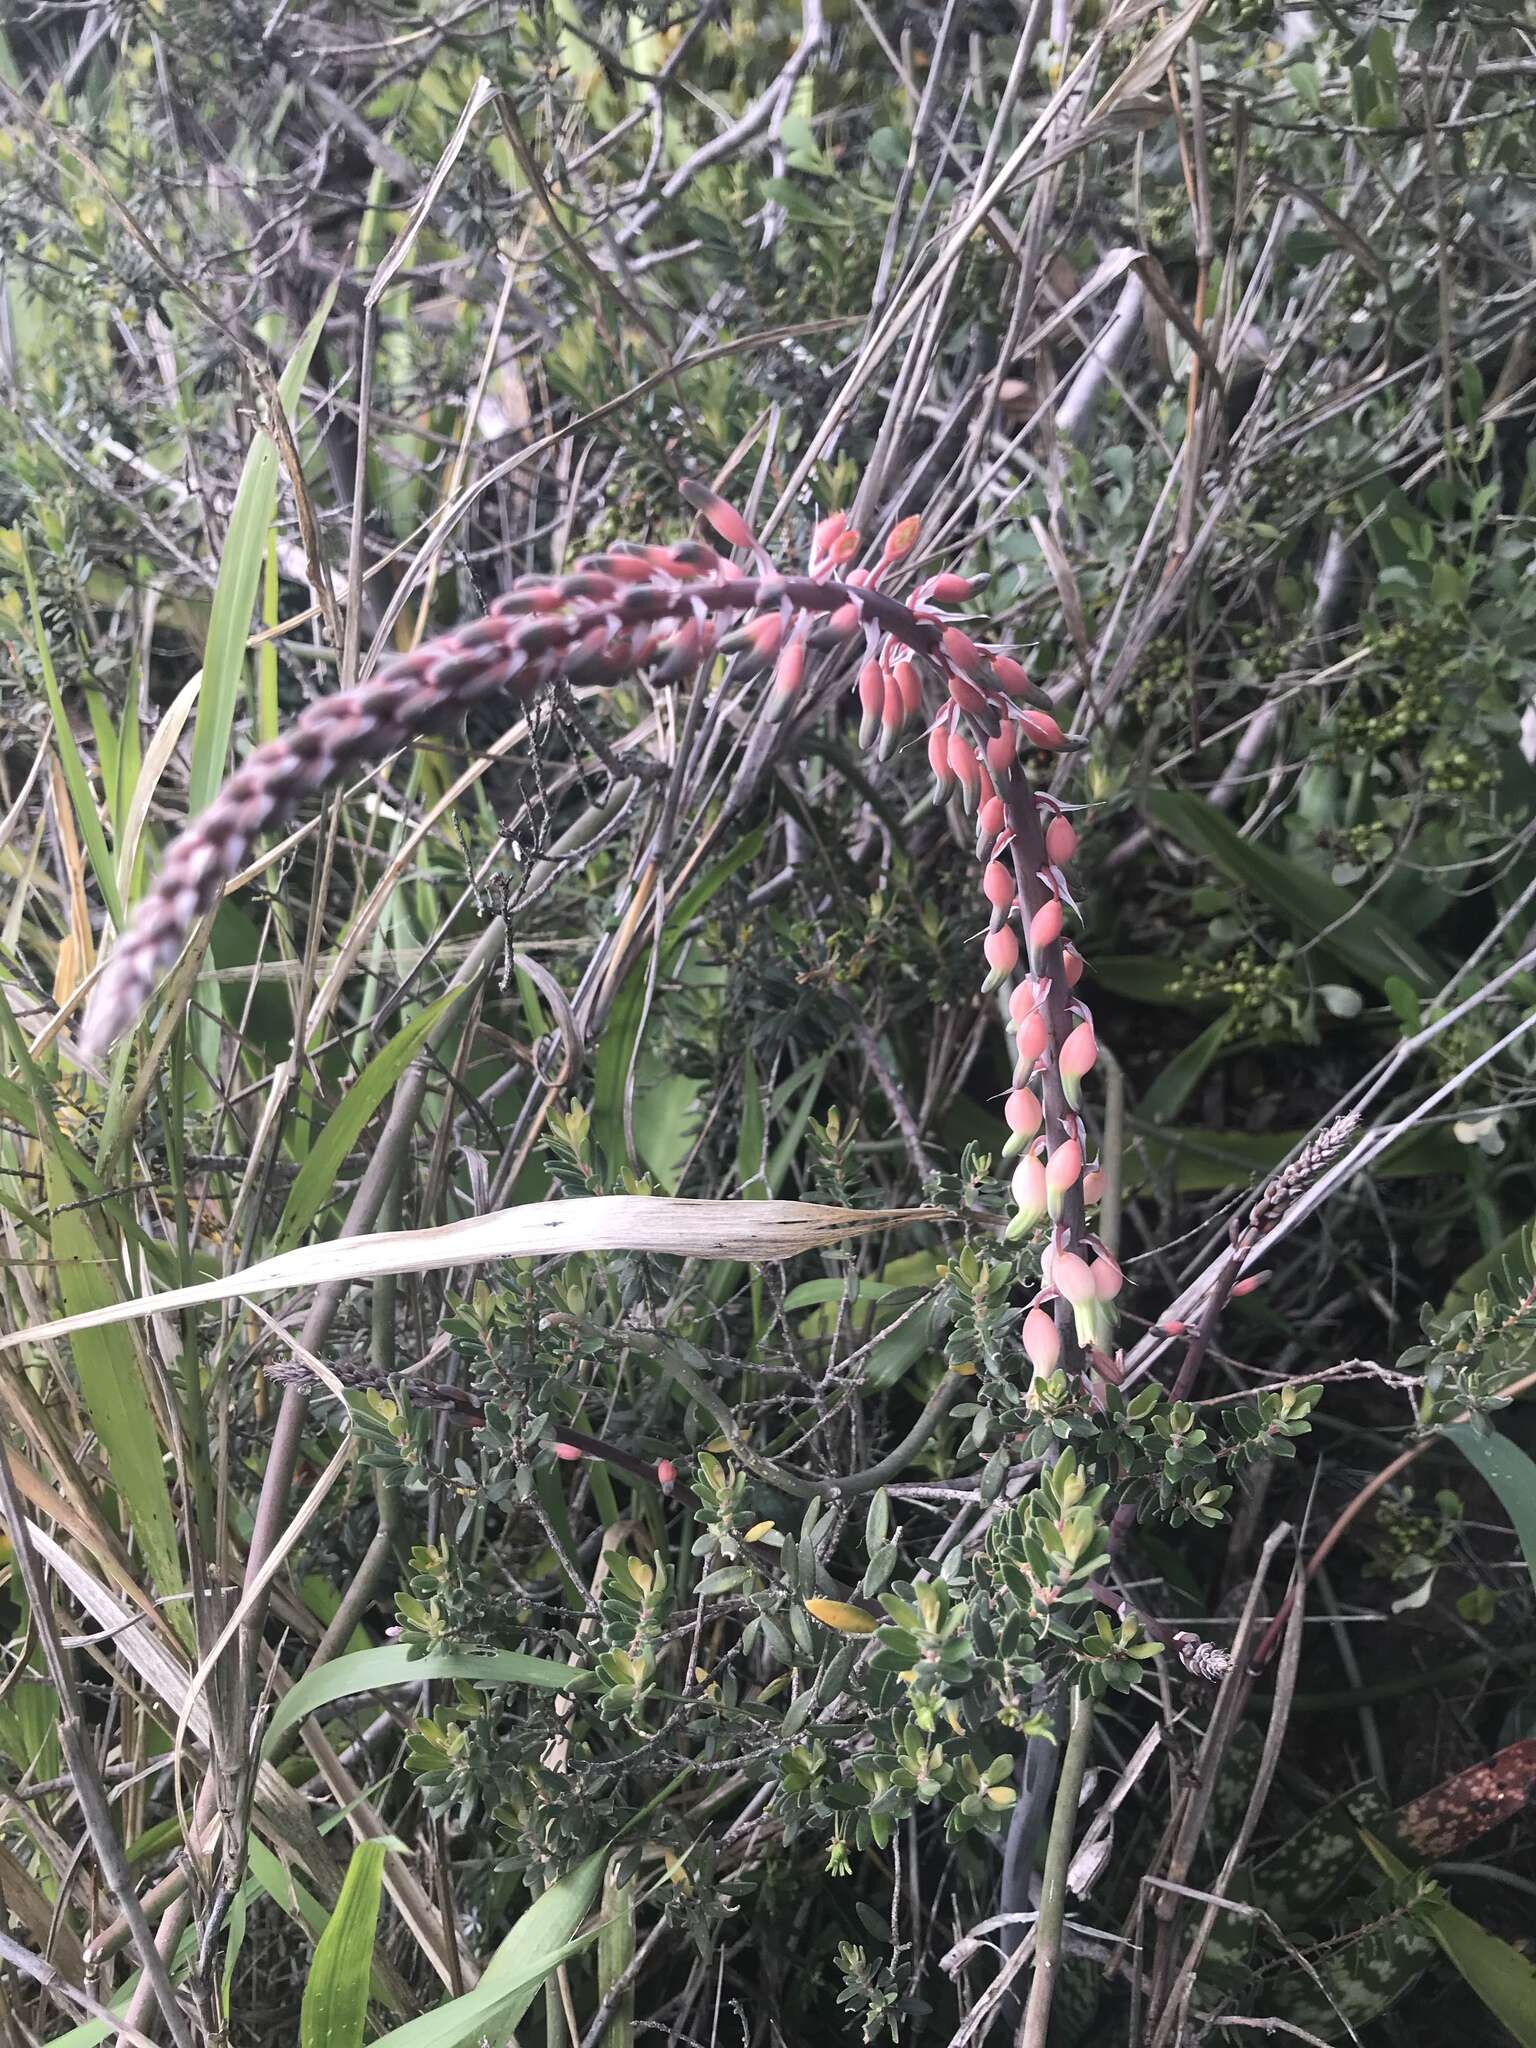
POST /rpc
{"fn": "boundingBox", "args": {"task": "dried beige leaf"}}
[1,1196,943,1353]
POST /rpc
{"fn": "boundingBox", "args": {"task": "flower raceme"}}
[77,478,1111,1376]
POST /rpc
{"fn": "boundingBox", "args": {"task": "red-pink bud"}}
[745,613,784,660]
[1091,1252,1123,1301]
[941,624,982,674]
[1062,945,1085,987]
[926,573,977,605]
[879,674,904,758]
[1231,1271,1271,1297]
[553,1441,584,1463]
[948,671,991,719]
[1023,1307,1061,1375]
[948,732,980,812]
[1045,814,1078,866]
[1005,1087,1043,1135]
[1018,708,1067,750]
[1028,898,1063,957]
[977,794,1006,853]
[986,728,1019,776]
[1081,1168,1106,1208]
[983,924,1019,988]
[1046,1139,1083,1218]
[1008,1153,1048,1236]
[656,1458,678,1492]
[829,530,860,566]
[893,657,924,719]
[983,860,1016,914]
[1014,1009,1048,1069]
[1059,1017,1098,1108]
[1008,980,1038,1029]
[928,724,954,795]
[682,482,759,554]
[992,654,1031,695]
[1160,1317,1189,1337]
[814,511,848,557]
[857,659,884,751]
[882,515,921,561]
[767,639,806,721]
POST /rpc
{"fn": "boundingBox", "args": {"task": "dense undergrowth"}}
[2,3,1536,2044]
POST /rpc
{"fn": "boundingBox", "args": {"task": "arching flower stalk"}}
[81,481,1111,1383]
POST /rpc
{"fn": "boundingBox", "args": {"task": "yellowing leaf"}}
[805,1599,877,1635]
[745,1520,777,1543]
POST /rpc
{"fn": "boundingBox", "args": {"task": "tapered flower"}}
[983,925,1019,989]
[1058,1017,1098,1109]
[1003,1086,1043,1155]
[1023,1307,1061,1376]
[1046,1138,1083,1219]
[1045,814,1078,867]
[1027,898,1063,960]
[1007,1152,1048,1237]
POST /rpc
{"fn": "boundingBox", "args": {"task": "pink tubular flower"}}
[1023,1306,1061,1375]
[1062,945,1085,987]
[976,793,1006,854]
[1046,1138,1083,1219]
[1051,1249,1101,1346]
[744,612,784,660]
[1081,1167,1106,1208]
[1008,979,1038,1030]
[948,671,991,719]
[553,1441,584,1463]
[655,1458,679,1492]
[1007,1152,1048,1237]
[1160,1317,1189,1337]
[1231,1271,1271,1297]
[983,860,1016,916]
[879,673,905,758]
[927,573,978,605]
[1028,898,1063,959]
[1003,1086,1043,1156]
[813,511,847,558]
[1058,1017,1098,1109]
[1045,814,1079,867]
[991,653,1031,695]
[857,659,884,752]
[983,924,1019,989]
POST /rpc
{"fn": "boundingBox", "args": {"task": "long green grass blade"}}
[300,1837,392,2048]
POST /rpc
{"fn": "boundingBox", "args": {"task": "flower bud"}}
[857,659,884,752]
[948,732,980,812]
[1231,1271,1271,1297]
[983,860,1016,915]
[1160,1317,1189,1337]
[1090,1252,1123,1301]
[976,794,1006,854]
[830,530,861,565]
[656,1458,678,1492]
[927,573,978,605]
[985,727,1019,775]
[813,511,848,558]
[1046,1139,1083,1218]
[879,673,905,758]
[744,612,784,660]
[991,654,1031,695]
[553,1441,584,1463]
[1045,814,1078,866]
[768,639,806,721]
[1023,1307,1061,1375]
[928,724,954,796]
[1081,1168,1106,1208]
[1008,980,1038,1031]
[1058,1017,1098,1109]
[1018,708,1067,750]
[948,671,991,719]
[1028,897,1063,958]
[1052,1249,1100,1346]
[1007,1152,1048,1236]
[941,625,983,673]
[680,481,759,554]
[1062,945,1085,987]
[882,515,921,562]
[892,658,923,720]
[1003,1086,1043,1156]
[1014,1009,1048,1070]
[983,924,1019,989]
